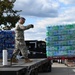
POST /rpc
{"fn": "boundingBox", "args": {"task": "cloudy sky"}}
[14,0,75,40]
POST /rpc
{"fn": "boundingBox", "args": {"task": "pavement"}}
[38,63,75,75]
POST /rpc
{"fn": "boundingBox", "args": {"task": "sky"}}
[13,0,75,41]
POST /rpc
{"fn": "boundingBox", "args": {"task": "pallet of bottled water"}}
[46,24,75,57]
[0,30,15,59]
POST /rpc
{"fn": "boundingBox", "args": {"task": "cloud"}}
[25,6,75,40]
[14,0,59,17]
[59,0,75,4]
[13,0,75,40]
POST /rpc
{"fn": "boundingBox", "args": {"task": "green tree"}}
[0,0,21,30]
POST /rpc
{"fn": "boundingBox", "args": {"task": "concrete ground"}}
[38,63,75,75]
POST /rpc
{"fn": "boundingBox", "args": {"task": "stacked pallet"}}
[46,24,75,57]
[0,30,15,59]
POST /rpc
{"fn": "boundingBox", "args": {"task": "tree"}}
[0,0,21,30]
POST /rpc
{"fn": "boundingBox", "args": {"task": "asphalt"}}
[38,63,75,75]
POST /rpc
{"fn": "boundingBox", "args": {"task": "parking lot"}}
[39,63,75,75]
